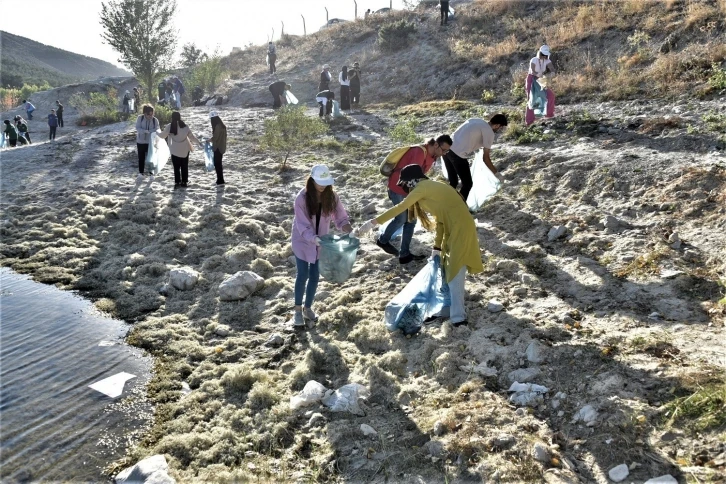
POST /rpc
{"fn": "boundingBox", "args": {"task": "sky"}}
[0,0,409,68]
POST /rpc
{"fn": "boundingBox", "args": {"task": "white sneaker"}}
[293,311,305,327]
[303,307,318,322]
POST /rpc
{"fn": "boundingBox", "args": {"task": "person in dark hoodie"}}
[349,62,361,107]
[315,90,335,117]
[269,80,291,109]
[267,42,277,74]
[318,64,331,91]
[3,120,19,147]
[48,109,59,141]
[14,116,31,144]
[209,111,227,186]
[55,100,64,127]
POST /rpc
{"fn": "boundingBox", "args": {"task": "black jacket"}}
[318,71,331,91]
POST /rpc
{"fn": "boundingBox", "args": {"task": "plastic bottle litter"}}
[318,234,360,283]
[384,255,451,335]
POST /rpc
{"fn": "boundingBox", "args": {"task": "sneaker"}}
[149,175,155,182]
[376,238,399,256]
[451,320,468,328]
[293,311,305,327]
[136,173,143,180]
[399,253,427,264]
[303,307,318,322]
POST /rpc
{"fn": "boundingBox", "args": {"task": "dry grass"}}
[684,0,720,28]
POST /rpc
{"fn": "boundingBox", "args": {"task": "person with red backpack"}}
[376,134,452,265]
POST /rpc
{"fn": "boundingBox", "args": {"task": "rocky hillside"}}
[0,31,130,87]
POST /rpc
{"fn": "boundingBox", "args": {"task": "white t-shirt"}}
[529,56,551,76]
[450,119,495,159]
[338,72,350,86]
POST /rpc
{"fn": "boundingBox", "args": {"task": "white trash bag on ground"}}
[322,383,369,416]
[290,380,330,410]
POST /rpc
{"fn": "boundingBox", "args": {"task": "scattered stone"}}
[169,267,199,291]
[508,367,542,383]
[265,333,284,347]
[489,433,516,449]
[508,381,549,407]
[533,442,551,462]
[460,362,498,377]
[488,300,504,312]
[214,325,231,337]
[526,341,545,363]
[557,411,565,417]
[433,421,447,436]
[608,463,629,483]
[495,260,520,272]
[602,215,619,230]
[572,405,598,426]
[648,312,662,320]
[360,423,377,437]
[425,440,445,458]
[548,225,568,241]
[551,392,567,409]
[559,313,575,325]
[668,232,682,249]
[308,413,327,428]
[521,274,537,286]
[361,201,377,214]
[513,286,528,296]
[644,476,677,484]
[219,271,265,301]
[158,283,170,296]
[115,455,176,484]
[683,249,699,262]
[515,408,527,416]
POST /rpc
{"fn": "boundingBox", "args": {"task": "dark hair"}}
[22,100,26,103]
[304,177,337,219]
[170,111,186,136]
[4,120,9,125]
[436,134,453,146]
[341,65,348,82]
[211,116,226,131]
[142,104,154,115]
[490,113,508,126]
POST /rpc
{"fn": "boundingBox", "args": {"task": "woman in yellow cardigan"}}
[357,164,484,326]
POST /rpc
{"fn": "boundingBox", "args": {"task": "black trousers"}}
[57,113,64,127]
[268,54,277,74]
[137,143,149,174]
[270,85,283,108]
[441,2,449,24]
[49,127,56,140]
[22,132,31,144]
[171,154,189,185]
[340,85,350,110]
[214,149,225,184]
[318,101,332,117]
[351,87,360,105]
[443,150,473,201]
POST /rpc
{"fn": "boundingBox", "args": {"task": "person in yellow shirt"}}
[356,164,484,326]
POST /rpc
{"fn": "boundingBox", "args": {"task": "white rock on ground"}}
[214,325,231,337]
[508,367,542,383]
[433,421,446,436]
[532,442,550,462]
[265,333,284,347]
[360,423,377,436]
[526,341,545,363]
[608,463,629,482]
[548,225,568,241]
[115,454,176,484]
[488,300,504,312]
[218,271,265,301]
[643,475,678,484]
[168,267,199,291]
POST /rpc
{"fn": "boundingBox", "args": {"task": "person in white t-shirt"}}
[443,115,507,201]
[526,44,556,125]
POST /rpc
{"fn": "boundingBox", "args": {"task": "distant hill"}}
[0,31,131,88]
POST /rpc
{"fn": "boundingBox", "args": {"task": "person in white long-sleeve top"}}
[135,105,160,178]
[339,66,351,111]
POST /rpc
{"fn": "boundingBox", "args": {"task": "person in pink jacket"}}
[291,165,352,327]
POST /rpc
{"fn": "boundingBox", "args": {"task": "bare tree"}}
[100,0,178,102]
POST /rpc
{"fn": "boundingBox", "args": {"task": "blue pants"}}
[379,189,416,257]
[295,257,319,307]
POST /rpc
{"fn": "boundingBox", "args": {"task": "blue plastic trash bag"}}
[0,134,5,149]
[318,234,360,283]
[528,78,548,117]
[332,100,342,117]
[203,141,215,172]
[144,132,171,175]
[285,91,299,105]
[384,255,451,335]
[467,149,501,211]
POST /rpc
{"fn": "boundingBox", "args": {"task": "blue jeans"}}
[379,189,416,257]
[295,257,319,307]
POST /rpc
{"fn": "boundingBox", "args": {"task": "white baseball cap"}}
[323,64,330,69]
[539,45,551,56]
[209,111,218,118]
[311,164,334,186]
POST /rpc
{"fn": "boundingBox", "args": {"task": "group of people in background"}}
[2,100,64,146]
[134,105,227,188]
[156,77,185,109]
[315,62,361,116]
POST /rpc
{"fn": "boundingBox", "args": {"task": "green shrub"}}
[260,106,329,170]
[387,117,420,144]
[378,20,416,52]
[71,87,124,126]
[185,51,227,96]
[708,63,726,90]
[153,104,173,125]
[481,89,496,103]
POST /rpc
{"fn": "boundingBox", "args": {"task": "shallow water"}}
[0,268,152,483]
